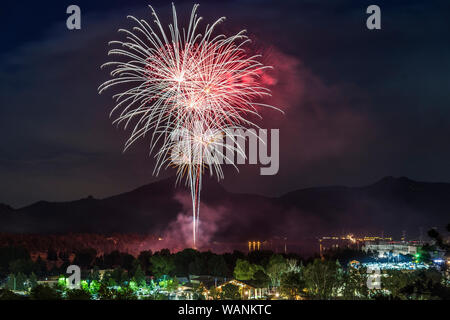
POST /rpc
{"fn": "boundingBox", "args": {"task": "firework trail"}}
[98,4,279,248]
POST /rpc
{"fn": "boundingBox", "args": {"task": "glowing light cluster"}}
[98,4,279,247]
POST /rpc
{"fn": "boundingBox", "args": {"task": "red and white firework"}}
[98,3,279,248]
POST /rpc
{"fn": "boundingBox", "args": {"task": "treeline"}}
[0,244,304,279]
[1,244,449,300]
[0,233,159,256]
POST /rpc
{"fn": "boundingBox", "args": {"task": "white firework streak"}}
[160,122,246,244]
[98,3,281,248]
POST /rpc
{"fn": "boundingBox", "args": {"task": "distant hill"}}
[0,176,448,242]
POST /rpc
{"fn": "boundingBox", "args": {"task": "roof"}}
[218,279,257,289]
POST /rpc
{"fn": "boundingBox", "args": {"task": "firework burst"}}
[99,3,279,248]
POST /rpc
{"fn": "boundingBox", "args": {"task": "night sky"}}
[1,0,450,208]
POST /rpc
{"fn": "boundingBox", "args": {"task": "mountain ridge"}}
[0,176,448,241]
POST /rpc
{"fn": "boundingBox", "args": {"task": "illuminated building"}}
[37,275,60,287]
[361,261,429,271]
[319,234,393,258]
[217,279,268,299]
[248,241,261,252]
[362,241,419,258]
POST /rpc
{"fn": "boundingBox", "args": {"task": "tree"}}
[303,259,343,299]
[0,289,23,300]
[121,254,135,272]
[221,283,241,300]
[252,270,270,288]
[150,255,175,279]
[9,259,34,275]
[381,270,412,299]
[93,256,105,269]
[280,271,305,299]
[222,251,246,275]
[107,278,117,287]
[428,225,450,254]
[266,254,288,287]
[133,264,146,287]
[233,259,256,281]
[247,250,273,268]
[158,249,171,256]
[16,272,27,291]
[400,270,450,300]
[115,286,137,300]
[342,266,369,300]
[30,284,62,300]
[166,277,180,292]
[137,250,152,274]
[90,266,101,282]
[34,256,47,276]
[58,251,69,262]
[104,250,123,268]
[47,248,58,261]
[415,245,433,264]
[188,257,205,275]
[29,272,38,289]
[66,289,91,300]
[98,283,114,300]
[286,259,302,273]
[89,280,101,295]
[0,246,30,278]
[6,274,16,291]
[100,270,116,287]
[58,260,71,277]
[207,255,229,277]
[174,249,200,276]
[73,248,97,269]
[382,269,450,300]
[111,267,128,286]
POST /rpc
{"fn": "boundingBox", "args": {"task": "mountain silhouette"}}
[0,176,448,241]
